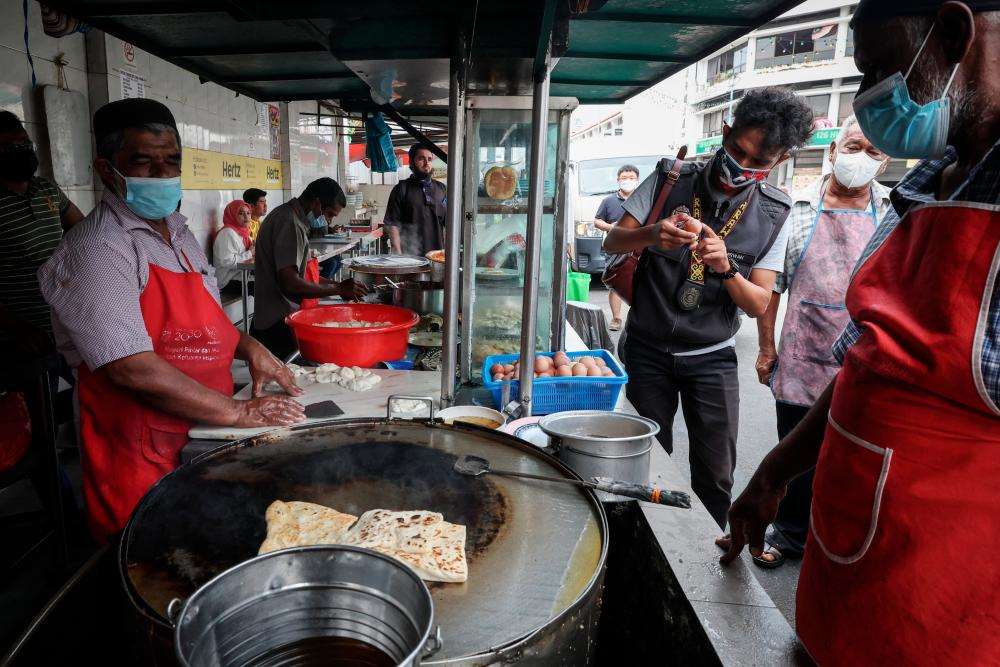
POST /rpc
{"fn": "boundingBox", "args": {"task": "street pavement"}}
[585,281,801,626]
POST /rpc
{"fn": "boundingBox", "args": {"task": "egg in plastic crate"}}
[481,349,628,414]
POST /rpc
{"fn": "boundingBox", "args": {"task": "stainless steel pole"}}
[440,34,467,407]
[517,45,552,417]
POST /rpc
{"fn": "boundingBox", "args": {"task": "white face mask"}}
[619,179,638,193]
[832,150,884,190]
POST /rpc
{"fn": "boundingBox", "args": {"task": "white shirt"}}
[212,227,253,289]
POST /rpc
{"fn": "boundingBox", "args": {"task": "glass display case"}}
[460,97,575,383]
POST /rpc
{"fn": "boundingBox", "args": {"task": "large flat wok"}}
[120,417,608,665]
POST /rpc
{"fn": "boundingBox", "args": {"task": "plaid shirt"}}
[774,175,893,294]
[39,191,221,371]
[832,140,1000,406]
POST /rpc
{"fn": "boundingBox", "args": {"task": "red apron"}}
[300,256,321,309]
[771,183,877,406]
[797,201,1000,665]
[77,259,239,543]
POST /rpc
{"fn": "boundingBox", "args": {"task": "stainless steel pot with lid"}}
[170,545,439,667]
[121,416,608,665]
[348,255,432,290]
[538,411,660,492]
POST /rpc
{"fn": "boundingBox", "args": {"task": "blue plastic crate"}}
[481,349,628,414]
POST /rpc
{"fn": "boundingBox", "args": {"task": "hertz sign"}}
[182,147,283,190]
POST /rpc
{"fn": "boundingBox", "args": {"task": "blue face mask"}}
[852,23,961,160]
[113,167,182,220]
[306,211,328,229]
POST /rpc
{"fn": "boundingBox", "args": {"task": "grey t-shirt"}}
[252,198,310,329]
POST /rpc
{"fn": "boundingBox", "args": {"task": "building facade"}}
[683,0,909,191]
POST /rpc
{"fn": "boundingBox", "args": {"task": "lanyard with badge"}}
[677,193,752,310]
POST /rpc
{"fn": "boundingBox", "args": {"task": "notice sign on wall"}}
[182,147,284,190]
[114,68,147,99]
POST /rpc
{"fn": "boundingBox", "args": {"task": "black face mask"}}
[0,144,39,182]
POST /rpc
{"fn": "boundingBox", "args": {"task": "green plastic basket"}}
[567,271,591,302]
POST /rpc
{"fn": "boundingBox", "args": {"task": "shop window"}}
[838,92,857,123]
[706,44,748,84]
[756,24,838,69]
[803,94,831,122]
[702,110,725,137]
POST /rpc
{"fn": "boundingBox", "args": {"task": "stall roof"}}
[53,0,806,108]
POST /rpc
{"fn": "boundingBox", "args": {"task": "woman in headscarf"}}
[213,199,254,292]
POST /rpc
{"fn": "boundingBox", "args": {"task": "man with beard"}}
[603,87,814,527]
[720,1,1000,662]
[384,144,447,256]
[0,111,84,353]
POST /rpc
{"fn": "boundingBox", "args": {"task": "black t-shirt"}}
[595,193,626,223]
[384,176,448,256]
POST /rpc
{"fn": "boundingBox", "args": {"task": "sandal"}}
[714,534,787,569]
[752,545,786,570]
[609,318,622,332]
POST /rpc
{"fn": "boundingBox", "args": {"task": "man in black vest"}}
[384,144,448,256]
[604,87,813,527]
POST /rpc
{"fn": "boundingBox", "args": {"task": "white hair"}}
[836,115,861,146]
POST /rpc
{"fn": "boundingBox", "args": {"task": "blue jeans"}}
[319,256,342,280]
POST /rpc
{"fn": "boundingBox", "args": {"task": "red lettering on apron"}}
[77,262,239,543]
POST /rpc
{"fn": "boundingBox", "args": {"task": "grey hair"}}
[836,115,861,145]
[97,122,181,161]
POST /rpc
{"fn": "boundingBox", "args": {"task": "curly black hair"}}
[732,87,814,153]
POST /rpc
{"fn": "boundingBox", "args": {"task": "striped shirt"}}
[774,174,893,294]
[0,177,69,334]
[832,140,1000,405]
[38,191,221,371]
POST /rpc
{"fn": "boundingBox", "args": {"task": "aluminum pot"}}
[424,250,445,282]
[538,411,660,488]
[170,545,439,667]
[392,281,444,316]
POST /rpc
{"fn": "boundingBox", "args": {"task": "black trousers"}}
[765,401,814,555]
[250,319,298,362]
[623,338,740,528]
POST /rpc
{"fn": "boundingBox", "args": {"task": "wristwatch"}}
[721,260,740,280]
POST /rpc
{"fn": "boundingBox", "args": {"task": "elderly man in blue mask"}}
[719,1,1000,663]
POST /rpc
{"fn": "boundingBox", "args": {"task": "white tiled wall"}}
[102,35,291,251]
[0,3,342,257]
[0,0,94,212]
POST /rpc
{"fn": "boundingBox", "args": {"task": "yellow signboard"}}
[181,147,283,190]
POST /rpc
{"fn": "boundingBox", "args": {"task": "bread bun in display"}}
[484,166,517,199]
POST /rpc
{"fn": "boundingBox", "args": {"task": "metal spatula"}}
[453,454,691,508]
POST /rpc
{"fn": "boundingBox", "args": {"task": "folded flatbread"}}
[258,501,468,583]
[258,500,357,555]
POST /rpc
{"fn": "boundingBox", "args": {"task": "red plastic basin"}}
[285,304,419,367]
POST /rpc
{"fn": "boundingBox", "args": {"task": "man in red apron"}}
[38,99,306,544]
[721,1,1000,662]
[727,119,891,569]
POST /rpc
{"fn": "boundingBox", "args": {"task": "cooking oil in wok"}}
[242,636,396,667]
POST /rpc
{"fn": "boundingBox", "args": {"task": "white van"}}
[568,153,664,274]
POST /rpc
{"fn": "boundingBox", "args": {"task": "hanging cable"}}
[23,0,37,88]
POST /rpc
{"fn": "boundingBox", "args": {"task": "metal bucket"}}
[539,411,659,488]
[170,545,439,667]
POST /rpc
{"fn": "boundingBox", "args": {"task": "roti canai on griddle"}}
[258,500,357,555]
[259,501,468,583]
